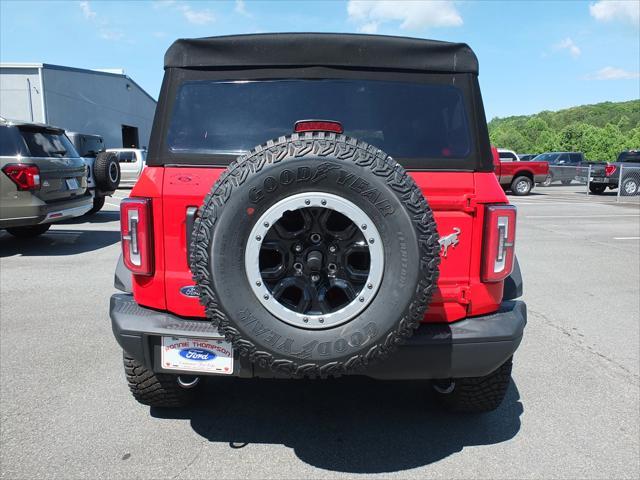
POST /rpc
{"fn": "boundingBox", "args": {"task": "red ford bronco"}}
[111,34,526,413]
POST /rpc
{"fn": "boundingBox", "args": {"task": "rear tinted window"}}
[0,126,27,156]
[167,79,472,160]
[617,151,640,163]
[18,128,80,158]
[117,151,136,162]
[77,137,103,157]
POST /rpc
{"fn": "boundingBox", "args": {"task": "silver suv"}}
[0,118,92,237]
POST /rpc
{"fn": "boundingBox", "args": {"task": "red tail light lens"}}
[482,205,517,283]
[2,164,40,191]
[605,164,617,177]
[294,120,344,134]
[120,198,153,276]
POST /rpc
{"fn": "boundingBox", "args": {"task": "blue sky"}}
[1,0,638,120]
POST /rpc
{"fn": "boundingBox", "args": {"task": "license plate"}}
[65,178,79,190]
[161,336,233,374]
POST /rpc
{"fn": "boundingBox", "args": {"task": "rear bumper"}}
[0,194,93,228]
[590,176,617,186]
[110,294,526,380]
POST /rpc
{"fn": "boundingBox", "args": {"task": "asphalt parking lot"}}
[1,185,638,479]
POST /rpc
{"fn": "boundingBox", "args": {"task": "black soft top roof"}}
[164,33,479,74]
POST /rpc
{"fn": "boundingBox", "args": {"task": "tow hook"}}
[177,375,200,389]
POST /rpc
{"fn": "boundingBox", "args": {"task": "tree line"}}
[488,100,640,162]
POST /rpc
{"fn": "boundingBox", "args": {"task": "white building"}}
[0,63,156,149]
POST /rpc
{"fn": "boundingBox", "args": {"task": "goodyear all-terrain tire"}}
[433,357,513,413]
[190,133,440,377]
[93,152,120,191]
[123,353,194,407]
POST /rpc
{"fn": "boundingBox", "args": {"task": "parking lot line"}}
[525,214,640,219]
[613,237,640,240]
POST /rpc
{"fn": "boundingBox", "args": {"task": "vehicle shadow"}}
[60,210,120,224]
[152,376,523,473]
[0,228,120,257]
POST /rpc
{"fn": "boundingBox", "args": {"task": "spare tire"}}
[190,133,440,377]
[93,152,120,191]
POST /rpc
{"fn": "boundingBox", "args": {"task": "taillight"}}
[120,198,154,276]
[482,205,517,283]
[2,164,40,191]
[605,164,617,177]
[294,120,344,134]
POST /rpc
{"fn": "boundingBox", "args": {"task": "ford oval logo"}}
[179,348,216,361]
[180,285,199,297]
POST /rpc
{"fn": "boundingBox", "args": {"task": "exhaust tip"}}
[177,375,200,389]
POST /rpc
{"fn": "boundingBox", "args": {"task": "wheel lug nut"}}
[367,283,373,289]
[359,297,365,302]
[263,294,269,300]
[361,224,367,230]
[303,317,309,323]
[263,222,269,228]
[319,318,324,323]
[321,200,327,206]
[305,199,311,205]
[311,274,320,282]
[294,244,303,252]
[329,245,336,253]
[255,235,262,241]
[369,238,375,244]
[256,281,262,287]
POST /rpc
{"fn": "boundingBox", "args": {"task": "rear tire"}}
[510,176,533,196]
[589,184,606,194]
[123,353,194,407]
[433,357,513,413]
[86,196,106,215]
[6,223,51,238]
[540,174,552,187]
[621,177,639,196]
[561,180,572,186]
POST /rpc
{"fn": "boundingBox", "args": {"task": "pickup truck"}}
[589,150,640,195]
[106,148,146,187]
[493,148,549,195]
[534,152,585,186]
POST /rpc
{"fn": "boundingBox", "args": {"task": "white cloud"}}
[589,0,640,27]
[347,0,463,31]
[235,0,249,16]
[79,1,96,20]
[586,66,640,80]
[179,5,215,25]
[553,37,581,58]
[155,1,214,25]
[359,22,379,34]
[79,1,125,41]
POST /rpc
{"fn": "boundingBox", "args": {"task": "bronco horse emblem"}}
[438,228,461,257]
